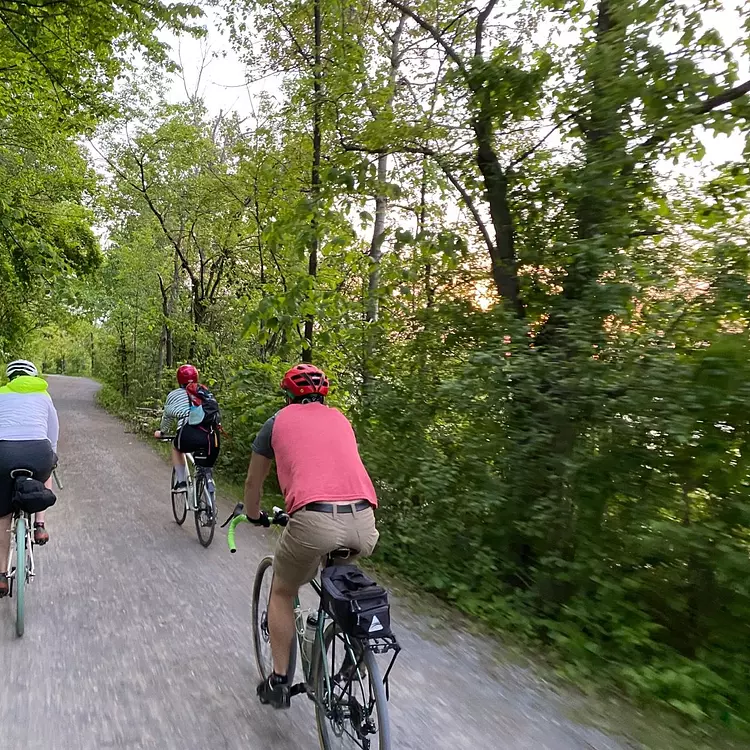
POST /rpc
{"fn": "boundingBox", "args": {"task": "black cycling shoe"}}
[0,573,8,598]
[172,480,187,492]
[34,522,49,545]
[257,674,291,709]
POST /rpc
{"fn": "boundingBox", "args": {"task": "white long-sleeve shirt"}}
[159,387,191,433]
[0,379,59,452]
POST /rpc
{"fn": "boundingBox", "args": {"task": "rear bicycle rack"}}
[364,635,401,701]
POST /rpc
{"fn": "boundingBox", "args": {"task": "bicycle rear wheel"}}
[252,555,297,683]
[193,475,216,547]
[15,516,26,638]
[312,623,391,750]
[170,468,187,525]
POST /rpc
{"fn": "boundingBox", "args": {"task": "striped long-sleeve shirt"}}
[160,387,191,433]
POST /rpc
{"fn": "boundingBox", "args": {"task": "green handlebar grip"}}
[227,514,249,552]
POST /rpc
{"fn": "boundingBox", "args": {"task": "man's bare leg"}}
[268,576,297,676]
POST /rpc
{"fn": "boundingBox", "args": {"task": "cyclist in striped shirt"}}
[153,364,198,491]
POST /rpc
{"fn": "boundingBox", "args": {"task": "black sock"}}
[270,672,288,685]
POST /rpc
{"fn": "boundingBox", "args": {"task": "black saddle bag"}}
[321,565,392,639]
[12,476,57,514]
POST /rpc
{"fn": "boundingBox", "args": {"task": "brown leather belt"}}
[304,500,371,514]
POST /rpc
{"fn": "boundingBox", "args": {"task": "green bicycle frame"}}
[226,513,360,690]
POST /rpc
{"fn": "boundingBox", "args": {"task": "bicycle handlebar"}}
[223,503,288,553]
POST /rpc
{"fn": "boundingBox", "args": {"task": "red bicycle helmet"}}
[176,364,199,386]
[280,364,329,398]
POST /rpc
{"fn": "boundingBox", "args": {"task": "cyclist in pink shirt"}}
[243,364,379,708]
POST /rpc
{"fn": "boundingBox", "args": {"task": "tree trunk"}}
[302,0,322,364]
[418,158,434,308]
[362,16,407,392]
[118,322,129,397]
[470,103,524,319]
[366,156,389,326]
[537,0,627,344]
[517,0,630,608]
[167,253,179,367]
[190,289,206,362]
[158,254,179,379]
[362,153,388,392]
[132,288,139,379]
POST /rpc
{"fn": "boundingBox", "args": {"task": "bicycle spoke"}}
[252,557,275,681]
[194,473,216,547]
[170,468,187,525]
[315,624,390,750]
[252,556,298,684]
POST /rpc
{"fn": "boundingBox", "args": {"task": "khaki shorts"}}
[273,503,379,589]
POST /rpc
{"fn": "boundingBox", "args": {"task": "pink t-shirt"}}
[265,403,377,514]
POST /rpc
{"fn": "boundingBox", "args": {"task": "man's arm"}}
[244,452,273,520]
[245,414,277,520]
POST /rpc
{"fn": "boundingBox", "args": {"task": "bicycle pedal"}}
[289,683,307,697]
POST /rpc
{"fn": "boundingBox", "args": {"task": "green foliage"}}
[0,0,202,127]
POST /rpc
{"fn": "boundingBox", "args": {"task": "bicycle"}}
[160,437,216,547]
[6,466,63,637]
[224,503,400,750]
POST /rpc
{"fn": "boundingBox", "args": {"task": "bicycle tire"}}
[194,476,216,547]
[312,622,391,750]
[171,468,187,525]
[252,555,297,683]
[15,516,26,638]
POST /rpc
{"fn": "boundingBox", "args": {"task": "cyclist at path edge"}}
[153,364,219,489]
[244,363,379,709]
[0,360,59,596]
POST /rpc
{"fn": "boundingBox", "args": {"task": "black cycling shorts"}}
[0,440,56,517]
[173,425,220,468]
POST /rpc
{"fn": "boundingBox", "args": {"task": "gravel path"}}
[0,375,633,750]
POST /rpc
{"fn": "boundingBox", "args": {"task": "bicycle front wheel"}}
[252,555,297,683]
[15,516,26,637]
[193,476,216,547]
[171,468,187,525]
[312,623,391,750]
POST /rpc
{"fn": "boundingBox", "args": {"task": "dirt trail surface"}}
[0,376,634,750]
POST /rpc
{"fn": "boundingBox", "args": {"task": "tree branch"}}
[508,111,580,170]
[342,140,436,157]
[635,77,750,155]
[342,140,495,257]
[475,0,499,58]
[697,78,750,113]
[133,151,198,287]
[384,0,469,81]
[436,158,495,257]
[273,7,312,66]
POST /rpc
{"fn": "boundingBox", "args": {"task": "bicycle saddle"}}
[328,547,359,561]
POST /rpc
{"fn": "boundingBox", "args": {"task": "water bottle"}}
[302,613,318,672]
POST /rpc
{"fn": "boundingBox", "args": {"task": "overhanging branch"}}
[341,140,495,257]
[633,77,750,156]
[384,0,469,81]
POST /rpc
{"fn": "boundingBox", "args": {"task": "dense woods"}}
[3,0,750,729]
